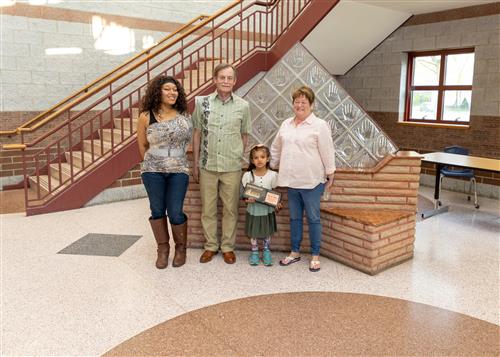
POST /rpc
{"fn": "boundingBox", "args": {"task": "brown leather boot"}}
[171,219,187,267]
[149,217,170,269]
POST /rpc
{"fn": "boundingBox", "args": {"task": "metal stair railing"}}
[2,0,312,211]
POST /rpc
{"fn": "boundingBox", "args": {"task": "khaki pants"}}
[200,169,241,253]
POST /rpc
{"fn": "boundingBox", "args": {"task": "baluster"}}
[79,126,85,168]
[46,148,51,194]
[108,84,114,152]
[57,141,62,183]
[35,155,40,200]
[68,118,74,183]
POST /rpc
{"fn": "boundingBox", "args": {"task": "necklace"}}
[156,108,177,122]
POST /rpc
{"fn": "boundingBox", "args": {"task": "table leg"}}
[421,163,449,219]
[434,163,441,202]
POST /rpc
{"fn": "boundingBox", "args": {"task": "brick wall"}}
[108,164,143,188]
[320,210,416,274]
[0,147,61,181]
[370,112,500,188]
[325,151,420,211]
[185,151,421,253]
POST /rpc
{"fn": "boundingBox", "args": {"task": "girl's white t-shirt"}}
[241,169,278,216]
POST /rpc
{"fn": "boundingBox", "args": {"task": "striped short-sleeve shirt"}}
[193,92,251,172]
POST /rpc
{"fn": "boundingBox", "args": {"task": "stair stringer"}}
[26,138,140,215]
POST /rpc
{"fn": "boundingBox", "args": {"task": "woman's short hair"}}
[141,74,187,114]
[291,86,315,105]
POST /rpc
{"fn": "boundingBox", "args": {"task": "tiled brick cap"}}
[320,207,416,275]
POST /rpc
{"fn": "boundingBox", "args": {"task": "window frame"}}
[404,48,474,124]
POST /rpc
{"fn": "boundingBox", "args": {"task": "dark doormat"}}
[58,233,142,257]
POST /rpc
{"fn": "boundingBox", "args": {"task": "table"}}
[421,152,500,219]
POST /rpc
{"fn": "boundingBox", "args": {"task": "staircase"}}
[3,0,340,215]
[29,109,140,198]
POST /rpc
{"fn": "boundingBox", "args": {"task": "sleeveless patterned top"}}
[141,111,193,175]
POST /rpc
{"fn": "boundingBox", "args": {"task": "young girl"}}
[242,144,280,266]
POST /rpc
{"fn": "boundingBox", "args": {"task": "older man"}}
[192,63,251,264]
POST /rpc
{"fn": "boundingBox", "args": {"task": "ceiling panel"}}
[302,1,410,75]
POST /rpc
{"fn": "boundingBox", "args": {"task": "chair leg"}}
[471,177,479,208]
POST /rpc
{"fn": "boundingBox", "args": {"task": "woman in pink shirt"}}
[270,86,335,272]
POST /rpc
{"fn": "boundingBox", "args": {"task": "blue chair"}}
[439,146,479,209]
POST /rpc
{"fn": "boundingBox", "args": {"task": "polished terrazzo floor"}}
[105,292,499,356]
[1,186,499,356]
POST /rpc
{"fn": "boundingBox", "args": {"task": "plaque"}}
[242,183,281,207]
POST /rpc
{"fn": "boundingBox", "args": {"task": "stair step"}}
[65,151,96,169]
[181,59,224,92]
[29,175,64,197]
[49,162,73,183]
[83,139,113,156]
[181,80,193,93]
[199,58,224,67]
[101,128,132,143]
[184,68,214,82]
[113,117,137,131]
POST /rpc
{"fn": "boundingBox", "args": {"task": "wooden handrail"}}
[0,1,245,136]
[2,144,27,150]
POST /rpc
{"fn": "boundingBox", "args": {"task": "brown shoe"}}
[222,251,236,264]
[199,250,218,263]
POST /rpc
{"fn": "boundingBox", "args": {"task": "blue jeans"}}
[287,183,324,256]
[141,172,189,224]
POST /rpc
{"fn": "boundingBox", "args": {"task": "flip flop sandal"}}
[279,255,301,266]
[309,260,321,272]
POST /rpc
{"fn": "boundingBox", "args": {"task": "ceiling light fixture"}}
[45,47,82,55]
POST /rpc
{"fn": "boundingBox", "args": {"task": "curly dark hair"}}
[141,75,187,114]
[246,144,271,182]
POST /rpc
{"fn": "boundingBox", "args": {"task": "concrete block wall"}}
[1,0,232,115]
[336,6,500,196]
[50,1,233,24]
[1,14,168,112]
[336,13,499,117]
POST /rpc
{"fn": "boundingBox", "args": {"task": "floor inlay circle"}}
[104,292,499,356]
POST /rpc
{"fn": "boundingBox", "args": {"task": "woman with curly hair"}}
[137,75,192,269]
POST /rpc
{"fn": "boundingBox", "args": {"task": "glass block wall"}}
[243,42,398,168]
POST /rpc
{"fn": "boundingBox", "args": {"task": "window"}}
[404,48,474,124]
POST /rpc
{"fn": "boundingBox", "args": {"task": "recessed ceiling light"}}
[45,47,82,55]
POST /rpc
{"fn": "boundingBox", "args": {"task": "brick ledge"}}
[321,207,414,227]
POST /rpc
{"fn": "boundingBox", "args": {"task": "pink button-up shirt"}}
[270,113,335,189]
